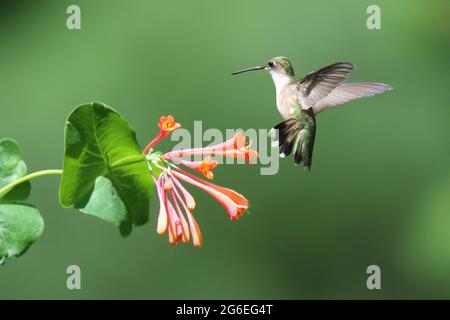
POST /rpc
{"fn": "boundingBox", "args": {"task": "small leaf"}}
[0,138,31,202]
[0,204,44,264]
[81,176,130,234]
[60,102,154,235]
[0,181,31,204]
[0,139,44,264]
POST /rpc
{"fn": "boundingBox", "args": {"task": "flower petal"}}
[161,179,179,241]
[200,132,246,152]
[171,169,248,220]
[163,132,246,159]
[186,211,203,247]
[152,176,168,234]
[170,189,190,243]
[159,115,181,133]
[172,183,203,247]
[177,157,218,180]
[171,174,196,210]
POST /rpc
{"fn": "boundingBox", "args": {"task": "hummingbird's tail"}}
[270,117,316,170]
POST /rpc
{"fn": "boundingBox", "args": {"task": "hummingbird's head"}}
[231,56,295,85]
[265,57,295,77]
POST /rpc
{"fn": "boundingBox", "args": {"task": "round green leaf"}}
[59,102,154,235]
[0,204,44,264]
[0,139,31,202]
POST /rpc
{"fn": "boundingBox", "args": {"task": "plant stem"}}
[0,169,63,198]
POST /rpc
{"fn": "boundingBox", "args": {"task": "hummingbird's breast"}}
[276,84,299,120]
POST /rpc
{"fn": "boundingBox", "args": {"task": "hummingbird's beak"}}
[231,65,266,75]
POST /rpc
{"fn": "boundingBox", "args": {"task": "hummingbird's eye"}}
[268,61,274,67]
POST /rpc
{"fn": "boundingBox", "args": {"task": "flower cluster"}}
[144,116,258,247]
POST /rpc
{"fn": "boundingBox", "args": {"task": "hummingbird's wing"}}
[312,82,393,114]
[297,62,355,110]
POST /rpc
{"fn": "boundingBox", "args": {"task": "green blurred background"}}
[0,0,449,299]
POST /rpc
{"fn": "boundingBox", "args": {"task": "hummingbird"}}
[232,57,392,170]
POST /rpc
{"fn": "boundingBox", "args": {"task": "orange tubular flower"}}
[143,116,181,154]
[170,168,248,221]
[176,157,218,180]
[163,132,259,164]
[145,115,258,247]
[159,115,181,132]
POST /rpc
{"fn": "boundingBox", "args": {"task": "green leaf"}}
[60,102,154,236]
[0,139,43,264]
[0,138,31,202]
[0,204,44,264]
[81,176,130,236]
[0,181,31,204]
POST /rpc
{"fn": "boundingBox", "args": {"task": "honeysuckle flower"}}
[145,115,258,247]
[143,116,181,154]
[170,167,248,221]
[163,132,259,164]
[159,115,181,133]
[175,157,218,179]
[152,176,168,235]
